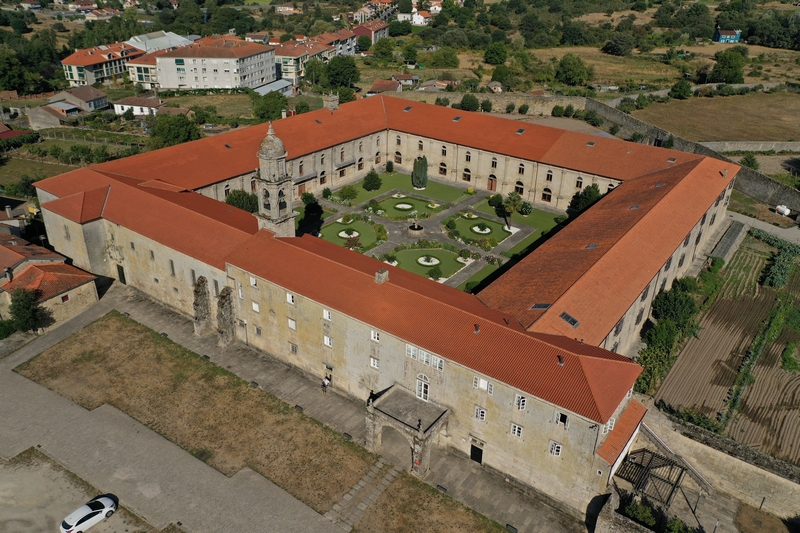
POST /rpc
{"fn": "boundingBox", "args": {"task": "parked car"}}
[60,494,118,533]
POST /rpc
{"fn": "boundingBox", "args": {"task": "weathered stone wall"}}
[700,141,800,153]
[584,98,800,212]
[390,92,586,116]
[595,488,653,533]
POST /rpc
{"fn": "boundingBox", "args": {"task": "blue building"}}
[713,28,742,43]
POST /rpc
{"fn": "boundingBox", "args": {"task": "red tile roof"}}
[227,231,642,423]
[58,85,107,102]
[355,20,389,32]
[0,242,63,271]
[62,42,144,67]
[159,38,273,59]
[369,80,401,93]
[313,29,356,45]
[126,48,170,66]
[597,399,647,465]
[2,263,95,302]
[0,129,32,140]
[273,39,332,58]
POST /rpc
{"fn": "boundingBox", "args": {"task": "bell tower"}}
[255,122,296,237]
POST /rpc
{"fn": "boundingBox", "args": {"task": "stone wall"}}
[700,141,800,153]
[389,92,586,116]
[595,488,653,533]
[584,99,800,212]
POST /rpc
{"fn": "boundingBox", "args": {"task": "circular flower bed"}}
[428,202,439,209]
[392,193,407,198]
[471,225,492,234]
[338,230,360,238]
[417,255,441,266]
[395,203,414,211]
[463,212,478,219]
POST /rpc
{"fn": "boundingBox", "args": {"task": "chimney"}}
[4,206,11,218]
[375,268,389,284]
[4,267,12,282]
[474,324,480,334]
[557,355,565,366]
[322,93,339,112]
[281,109,287,119]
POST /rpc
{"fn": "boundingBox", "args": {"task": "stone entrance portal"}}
[366,385,449,477]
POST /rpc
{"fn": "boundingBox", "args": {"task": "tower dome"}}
[258,122,285,160]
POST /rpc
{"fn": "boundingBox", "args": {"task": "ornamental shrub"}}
[551,105,565,117]
[519,201,533,215]
[563,104,575,118]
[363,168,382,191]
[322,187,332,199]
[427,265,443,279]
[301,192,316,205]
[386,161,394,173]
[339,185,358,201]
[446,219,457,230]
[460,248,471,258]
[518,104,529,114]
[342,213,353,223]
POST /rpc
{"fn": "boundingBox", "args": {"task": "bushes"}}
[363,169,382,191]
[518,104,529,114]
[386,161,394,173]
[749,229,800,288]
[427,265,443,279]
[652,287,698,334]
[781,342,800,373]
[505,103,515,113]
[322,187,332,199]
[338,185,358,201]
[435,97,450,107]
[519,201,533,216]
[301,192,316,205]
[551,105,564,117]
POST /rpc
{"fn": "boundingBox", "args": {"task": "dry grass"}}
[0,157,75,185]
[728,190,797,228]
[354,472,506,533]
[161,93,256,118]
[15,311,374,513]
[735,503,794,533]
[633,92,800,142]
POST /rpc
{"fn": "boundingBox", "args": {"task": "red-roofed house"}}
[368,79,401,94]
[125,49,170,90]
[412,10,432,25]
[61,42,145,87]
[352,20,389,45]
[34,95,740,513]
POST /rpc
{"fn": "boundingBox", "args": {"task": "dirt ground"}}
[0,448,157,533]
[735,503,796,533]
[15,311,374,514]
[728,190,798,228]
[755,155,800,178]
[575,8,657,26]
[161,93,255,118]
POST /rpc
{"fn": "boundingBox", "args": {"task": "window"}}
[286,293,295,304]
[396,135,401,146]
[371,330,380,342]
[515,181,524,195]
[518,164,525,175]
[255,326,262,336]
[324,335,332,347]
[474,406,486,421]
[319,172,326,185]
[359,141,363,153]
[375,151,381,164]
[695,231,703,245]
[554,412,569,429]
[61,294,70,303]
[441,145,447,156]
[683,234,691,247]
[339,169,346,178]
[150,250,155,260]
[394,151,402,164]
[419,349,431,365]
[289,343,297,354]
[710,213,716,226]
[510,423,523,438]
[406,344,418,360]
[462,168,471,182]
[515,394,526,410]
[416,374,429,401]
[321,153,325,165]
[678,254,686,268]
[299,162,304,175]
[237,284,243,299]
[191,269,196,285]
[664,256,673,271]
[491,157,497,169]
[213,279,219,296]
[635,307,645,326]
[340,148,344,162]
[549,441,562,456]
[640,285,650,302]
[465,151,471,162]
[701,213,707,226]
[627,388,633,399]
[541,188,552,202]
[614,318,624,336]
[370,357,380,369]
[576,177,583,189]
[170,259,175,277]
[64,225,70,240]
[323,309,332,321]
[473,377,492,394]
[252,301,260,313]
[358,158,364,171]
[250,276,257,287]
[130,241,135,250]
[224,185,230,198]
[607,184,615,193]
[660,279,667,292]
[418,140,423,151]
[431,355,444,371]
[439,162,447,176]
[546,170,553,182]
[288,318,296,330]
[602,417,616,434]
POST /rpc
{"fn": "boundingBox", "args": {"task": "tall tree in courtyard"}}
[10,288,47,332]
[225,190,259,213]
[357,35,372,52]
[412,156,428,189]
[574,183,603,212]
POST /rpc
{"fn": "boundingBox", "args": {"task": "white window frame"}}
[406,344,418,360]
[251,301,260,313]
[627,388,633,399]
[474,406,486,421]
[419,349,431,366]
[510,423,523,438]
[416,374,429,401]
[249,276,257,287]
[371,330,380,342]
[323,309,332,321]
[255,326,262,336]
[554,412,569,429]
[288,318,296,330]
[549,441,562,456]
[323,335,332,347]
[370,357,379,369]
[431,355,444,371]
[237,284,244,300]
[515,394,527,410]
[473,377,492,394]
[602,418,616,435]
[286,293,295,305]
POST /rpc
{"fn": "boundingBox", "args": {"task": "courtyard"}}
[312,173,562,290]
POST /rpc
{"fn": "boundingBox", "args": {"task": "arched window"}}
[394,151,402,164]
[462,168,471,182]
[441,145,447,156]
[263,189,270,210]
[319,171,326,185]
[607,184,615,193]
[416,373,429,401]
[375,151,381,164]
[546,170,553,182]
[465,151,471,162]
[340,148,345,162]
[491,157,497,169]
[518,164,525,175]
[298,161,304,176]
[251,179,257,193]
[576,177,583,189]
[357,157,364,170]
[488,174,497,192]
[541,187,552,202]
[358,141,363,153]
[278,189,286,211]
[515,181,524,195]
[223,184,230,197]
[321,153,325,165]
[418,140,423,151]
[439,162,447,176]
[396,135,401,146]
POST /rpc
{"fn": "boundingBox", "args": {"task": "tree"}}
[398,0,413,13]
[518,104,529,114]
[739,154,759,171]
[326,56,360,88]
[295,101,310,114]
[574,183,602,212]
[652,287,697,333]
[480,99,492,112]
[668,79,693,99]
[10,288,47,332]
[556,54,590,86]
[412,156,428,188]
[709,50,745,84]
[225,190,259,213]
[505,191,522,214]
[483,42,507,65]
[304,59,326,86]
[460,94,479,112]
[148,115,200,149]
[339,185,358,201]
[253,92,288,121]
[363,168,382,191]
[373,38,395,61]
[602,33,636,56]
[92,144,110,163]
[431,47,459,68]
[386,161,394,173]
[388,20,412,36]
[337,86,356,104]
[506,102,515,113]
[357,35,372,52]
[301,192,316,205]
[122,107,135,120]
[403,44,417,63]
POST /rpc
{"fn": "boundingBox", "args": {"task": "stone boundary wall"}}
[595,488,654,533]
[389,91,586,116]
[584,98,800,212]
[700,141,800,153]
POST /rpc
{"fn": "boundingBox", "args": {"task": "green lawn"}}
[344,173,466,205]
[0,158,74,185]
[503,230,546,258]
[457,264,500,292]
[376,195,441,219]
[320,220,377,249]
[294,205,333,230]
[395,249,465,278]
[451,214,512,245]
[472,199,561,230]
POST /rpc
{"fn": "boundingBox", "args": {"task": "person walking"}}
[322,376,330,395]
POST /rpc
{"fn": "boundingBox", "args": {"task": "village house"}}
[49,86,108,112]
[352,20,389,45]
[412,10,432,25]
[126,49,170,90]
[27,103,80,130]
[273,40,334,85]
[113,96,162,116]
[712,28,742,43]
[368,79,402,94]
[84,8,121,21]
[61,42,145,87]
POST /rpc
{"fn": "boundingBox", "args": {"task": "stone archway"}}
[365,385,449,477]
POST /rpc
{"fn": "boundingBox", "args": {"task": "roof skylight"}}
[403,106,412,112]
[453,116,462,122]
[516,128,525,135]
[559,312,580,328]
[531,303,551,310]
[585,243,598,249]
[667,157,677,163]
[629,205,640,210]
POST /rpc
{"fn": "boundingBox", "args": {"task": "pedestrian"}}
[322,376,330,395]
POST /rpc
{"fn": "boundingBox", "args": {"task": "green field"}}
[451,214,512,245]
[343,173,466,205]
[320,220,377,249]
[458,264,500,292]
[0,158,74,185]
[395,249,464,278]
[472,199,560,230]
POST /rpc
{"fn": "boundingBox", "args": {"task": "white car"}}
[60,494,118,533]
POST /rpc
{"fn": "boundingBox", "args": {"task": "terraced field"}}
[718,237,771,300]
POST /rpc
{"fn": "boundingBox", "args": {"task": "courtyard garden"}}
[326,172,468,206]
[393,248,466,279]
[369,194,448,220]
[444,212,513,250]
[319,216,384,252]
